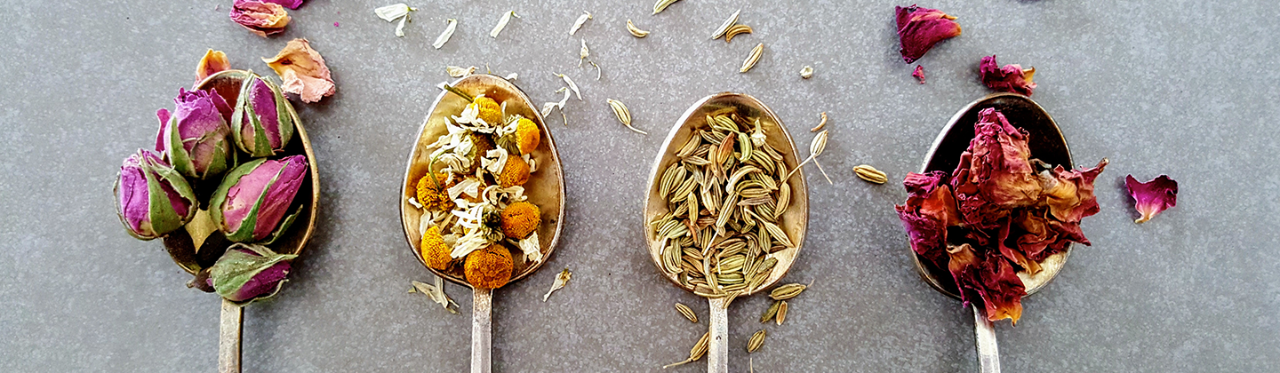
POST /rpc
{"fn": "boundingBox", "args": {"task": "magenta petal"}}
[119,155,150,231]
[154,109,171,152]
[234,259,291,301]
[896,5,962,63]
[1126,175,1178,223]
[229,0,290,37]
[980,55,1037,96]
[252,155,307,239]
[259,0,304,10]
[913,65,926,84]
[247,78,283,149]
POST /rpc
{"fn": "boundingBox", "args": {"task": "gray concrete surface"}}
[2,0,1277,372]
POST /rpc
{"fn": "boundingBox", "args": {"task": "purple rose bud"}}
[161,88,234,180]
[115,149,199,240]
[210,155,308,243]
[231,74,295,157]
[207,244,297,303]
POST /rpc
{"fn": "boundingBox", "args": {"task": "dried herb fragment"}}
[569,11,592,35]
[740,43,764,73]
[979,55,1036,96]
[543,268,572,301]
[800,66,814,79]
[490,11,519,38]
[724,24,753,43]
[433,19,458,49]
[760,300,781,323]
[411,276,459,314]
[895,5,961,63]
[746,329,766,353]
[776,300,788,325]
[675,303,698,323]
[230,0,290,38]
[627,19,651,38]
[913,65,926,84]
[663,331,710,368]
[653,0,682,15]
[446,66,477,78]
[607,99,647,135]
[1125,175,1178,223]
[374,3,416,37]
[854,165,887,184]
[262,38,336,103]
[810,112,827,132]
[711,10,741,39]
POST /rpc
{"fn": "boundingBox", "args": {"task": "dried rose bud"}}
[160,88,234,180]
[195,49,231,86]
[115,150,198,240]
[229,0,291,38]
[1125,175,1178,223]
[979,55,1037,96]
[230,73,295,157]
[210,155,308,243]
[207,244,297,303]
[895,5,961,63]
[262,39,336,103]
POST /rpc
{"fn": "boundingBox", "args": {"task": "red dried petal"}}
[947,243,1025,324]
[979,55,1037,96]
[1126,175,1178,223]
[1038,158,1108,223]
[896,171,962,266]
[951,108,1041,230]
[913,65,926,84]
[896,5,961,63]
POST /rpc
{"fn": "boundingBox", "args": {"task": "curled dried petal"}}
[895,171,961,266]
[912,65,926,84]
[229,0,290,38]
[950,108,1040,230]
[947,243,1025,324]
[262,38,336,103]
[195,49,231,85]
[980,55,1037,96]
[896,5,961,63]
[1126,174,1178,223]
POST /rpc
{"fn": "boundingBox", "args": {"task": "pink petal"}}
[896,5,962,63]
[1126,174,1178,223]
[229,0,290,38]
[979,55,1037,96]
[913,65,926,84]
[262,39,335,103]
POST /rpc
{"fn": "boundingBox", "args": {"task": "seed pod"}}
[739,43,764,73]
[854,164,888,184]
[607,99,648,135]
[769,283,807,300]
[746,329,766,353]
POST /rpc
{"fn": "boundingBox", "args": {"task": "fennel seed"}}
[769,282,807,300]
[711,10,741,39]
[627,19,651,37]
[740,43,764,73]
[724,24,753,43]
[653,0,682,15]
[662,331,709,368]
[607,99,648,135]
[853,165,888,184]
[776,300,788,325]
[675,303,698,323]
[746,329,767,353]
[760,300,781,323]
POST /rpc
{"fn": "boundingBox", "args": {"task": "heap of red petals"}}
[980,55,1037,96]
[896,5,962,63]
[896,107,1107,324]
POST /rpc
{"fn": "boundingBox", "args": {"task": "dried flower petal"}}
[895,5,961,63]
[950,108,1041,231]
[195,49,231,85]
[569,12,592,35]
[947,243,1025,324]
[1037,158,1108,223]
[491,11,519,38]
[411,276,459,314]
[262,38,336,103]
[979,55,1037,96]
[433,19,458,49]
[913,65,926,84]
[261,0,303,10]
[543,268,572,301]
[1126,175,1178,223]
[229,0,291,38]
[895,171,961,265]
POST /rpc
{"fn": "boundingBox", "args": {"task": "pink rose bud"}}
[161,88,234,180]
[230,73,295,157]
[207,244,297,303]
[115,149,198,240]
[210,155,308,243]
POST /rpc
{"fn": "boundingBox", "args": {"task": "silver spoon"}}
[399,74,566,373]
[149,70,322,373]
[913,93,1074,373]
[643,92,809,373]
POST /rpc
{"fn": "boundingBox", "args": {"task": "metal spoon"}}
[399,74,566,373]
[643,93,809,373]
[913,93,1073,373]
[155,69,322,373]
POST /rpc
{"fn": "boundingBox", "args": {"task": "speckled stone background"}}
[2,0,1277,372]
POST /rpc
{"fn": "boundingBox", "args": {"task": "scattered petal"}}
[411,276,459,314]
[262,38,336,103]
[229,0,291,38]
[1126,175,1178,223]
[490,11,519,38]
[374,3,413,21]
[979,55,1037,96]
[895,5,961,63]
[543,268,572,301]
[569,11,592,35]
[913,65,926,84]
[433,19,458,49]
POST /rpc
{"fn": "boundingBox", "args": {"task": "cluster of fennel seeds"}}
[650,111,797,300]
[411,94,545,289]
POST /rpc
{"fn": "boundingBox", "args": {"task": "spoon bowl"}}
[643,92,808,373]
[398,74,565,373]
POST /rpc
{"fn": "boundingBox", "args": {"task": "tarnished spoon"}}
[399,74,566,373]
[913,92,1073,373]
[156,69,322,373]
[643,93,809,373]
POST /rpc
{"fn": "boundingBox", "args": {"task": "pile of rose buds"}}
[115,71,308,304]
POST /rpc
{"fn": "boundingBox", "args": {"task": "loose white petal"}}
[569,12,592,35]
[433,19,458,49]
[446,66,476,78]
[394,16,408,37]
[490,11,519,38]
[555,73,582,100]
[521,231,544,264]
[375,4,413,22]
[504,72,518,81]
[579,39,590,67]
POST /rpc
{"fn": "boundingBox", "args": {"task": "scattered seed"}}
[740,43,764,73]
[711,10,741,40]
[662,331,709,368]
[569,11,592,35]
[776,300,788,325]
[854,164,888,184]
[432,19,458,49]
[490,11,519,38]
[769,282,807,300]
[627,19,651,38]
[800,66,814,79]
[746,329,767,353]
[760,300,781,323]
[810,112,827,132]
[724,24,753,43]
[607,99,648,135]
[675,303,698,323]
[653,0,682,15]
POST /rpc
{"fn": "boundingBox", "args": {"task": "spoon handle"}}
[972,304,1000,373]
[706,297,729,373]
[218,299,243,373]
[471,288,493,373]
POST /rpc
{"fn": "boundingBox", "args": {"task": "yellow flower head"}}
[500,201,541,239]
[515,118,540,155]
[498,156,530,188]
[419,225,453,270]
[468,96,503,127]
[416,173,455,212]
[464,244,513,289]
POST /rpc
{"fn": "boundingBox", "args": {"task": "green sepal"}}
[209,158,268,241]
[263,77,295,150]
[141,153,197,237]
[261,203,303,245]
[209,243,297,305]
[166,115,196,178]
